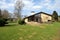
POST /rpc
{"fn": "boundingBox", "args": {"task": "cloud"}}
[0,0,49,12]
[0,0,10,8]
[0,0,17,13]
[54,0,60,9]
[0,0,60,15]
[43,0,60,10]
[23,0,34,10]
[32,5,42,9]
[0,0,6,2]
[0,1,7,9]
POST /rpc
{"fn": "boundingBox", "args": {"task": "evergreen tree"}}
[52,11,58,21]
[0,9,8,26]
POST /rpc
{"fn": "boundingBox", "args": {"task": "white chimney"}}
[31,11,35,15]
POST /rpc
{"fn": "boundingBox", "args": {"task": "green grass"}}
[0,22,60,40]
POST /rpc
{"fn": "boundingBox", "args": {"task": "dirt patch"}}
[53,37,60,40]
[52,29,60,40]
[27,22,46,29]
[12,39,14,40]
[28,32,37,38]
[27,22,40,26]
[19,37,23,40]
[28,35,33,38]
[19,29,24,30]
[32,32,37,35]
[39,26,46,29]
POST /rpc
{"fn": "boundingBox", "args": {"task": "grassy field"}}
[0,22,60,40]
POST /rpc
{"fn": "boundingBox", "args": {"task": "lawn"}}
[0,22,60,40]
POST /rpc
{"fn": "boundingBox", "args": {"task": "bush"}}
[18,20,26,25]
[0,19,8,26]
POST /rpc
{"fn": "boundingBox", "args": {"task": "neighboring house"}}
[8,18,18,22]
[58,16,60,21]
[24,12,52,23]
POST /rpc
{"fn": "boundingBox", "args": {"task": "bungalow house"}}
[24,12,52,23]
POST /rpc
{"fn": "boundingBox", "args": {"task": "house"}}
[58,16,60,21]
[24,12,52,23]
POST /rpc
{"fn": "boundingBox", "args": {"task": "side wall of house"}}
[24,18,28,23]
[41,13,52,22]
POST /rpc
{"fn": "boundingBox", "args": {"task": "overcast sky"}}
[0,0,60,16]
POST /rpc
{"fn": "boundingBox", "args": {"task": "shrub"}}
[0,19,8,26]
[18,20,26,25]
[3,19,8,24]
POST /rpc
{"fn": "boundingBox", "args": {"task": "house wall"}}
[24,18,28,23]
[41,13,52,22]
[24,13,52,23]
[34,14,41,22]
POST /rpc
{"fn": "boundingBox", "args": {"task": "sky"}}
[0,0,60,16]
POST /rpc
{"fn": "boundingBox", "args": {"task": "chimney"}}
[31,11,35,15]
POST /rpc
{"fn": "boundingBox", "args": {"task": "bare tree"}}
[9,13,13,18]
[2,10,9,19]
[14,0,24,20]
[0,9,2,18]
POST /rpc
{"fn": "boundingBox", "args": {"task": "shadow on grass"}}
[5,24,17,27]
[4,23,18,27]
[0,23,25,27]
